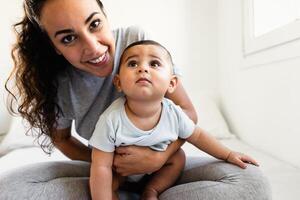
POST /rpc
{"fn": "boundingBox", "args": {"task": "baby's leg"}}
[141,149,185,200]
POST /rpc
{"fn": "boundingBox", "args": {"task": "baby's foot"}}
[141,188,159,200]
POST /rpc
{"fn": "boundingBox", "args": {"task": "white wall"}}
[0,0,219,132]
[186,0,219,99]
[102,0,219,101]
[218,0,300,167]
[0,0,23,133]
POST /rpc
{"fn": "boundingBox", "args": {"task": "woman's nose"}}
[82,34,101,55]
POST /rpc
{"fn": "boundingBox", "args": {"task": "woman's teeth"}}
[88,53,105,64]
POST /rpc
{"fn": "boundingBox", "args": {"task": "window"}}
[243,0,300,55]
[253,0,300,37]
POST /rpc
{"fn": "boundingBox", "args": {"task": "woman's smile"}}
[84,51,109,67]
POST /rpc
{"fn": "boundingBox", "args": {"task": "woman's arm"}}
[165,79,198,123]
[187,127,259,168]
[52,127,92,161]
[90,148,114,200]
[114,139,184,176]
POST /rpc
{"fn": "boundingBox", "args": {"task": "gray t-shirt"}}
[56,26,149,140]
[89,97,195,152]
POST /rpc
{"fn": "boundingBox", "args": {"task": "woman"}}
[2,0,271,199]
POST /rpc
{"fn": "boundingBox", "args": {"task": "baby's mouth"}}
[136,78,152,84]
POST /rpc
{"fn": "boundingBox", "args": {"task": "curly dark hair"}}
[5,0,105,154]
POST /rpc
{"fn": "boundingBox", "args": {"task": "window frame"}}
[243,0,300,56]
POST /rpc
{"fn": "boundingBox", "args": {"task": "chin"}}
[95,70,113,77]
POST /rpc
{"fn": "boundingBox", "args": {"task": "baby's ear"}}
[167,75,178,93]
[113,75,122,92]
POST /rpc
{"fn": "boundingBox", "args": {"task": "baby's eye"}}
[61,35,77,45]
[89,19,101,30]
[128,60,138,67]
[150,60,161,68]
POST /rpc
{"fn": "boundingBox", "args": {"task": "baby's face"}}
[116,44,175,101]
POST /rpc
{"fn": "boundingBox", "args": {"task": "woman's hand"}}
[113,146,167,176]
[226,151,259,169]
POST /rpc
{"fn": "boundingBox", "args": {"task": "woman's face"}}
[40,0,115,77]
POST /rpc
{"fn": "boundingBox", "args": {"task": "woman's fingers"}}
[115,146,132,155]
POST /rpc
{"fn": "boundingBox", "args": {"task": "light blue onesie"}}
[89,97,195,152]
[89,96,196,181]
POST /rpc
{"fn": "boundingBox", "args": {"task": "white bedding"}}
[0,147,69,175]
[1,138,300,200]
[1,94,299,199]
[184,138,300,200]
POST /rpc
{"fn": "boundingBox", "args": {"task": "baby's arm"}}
[90,148,114,200]
[187,127,259,168]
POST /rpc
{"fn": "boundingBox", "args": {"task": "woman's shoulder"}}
[56,68,70,95]
[113,26,149,46]
[113,26,146,37]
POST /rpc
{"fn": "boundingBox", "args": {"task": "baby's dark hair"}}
[118,40,174,73]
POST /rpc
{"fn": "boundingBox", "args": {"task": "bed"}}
[1,95,299,200]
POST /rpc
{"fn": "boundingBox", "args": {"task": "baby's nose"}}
[138,68,149,73]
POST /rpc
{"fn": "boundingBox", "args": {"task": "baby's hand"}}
[226,151,259,169]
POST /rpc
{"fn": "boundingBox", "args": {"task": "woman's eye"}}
[90,19,101,30]
[150,60,161,68]
[61,35,76,44]
[128,61,138,67]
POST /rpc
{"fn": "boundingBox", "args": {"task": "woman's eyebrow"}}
[85,12,100,24]
[55,29,73,37]
[54,12,100,37]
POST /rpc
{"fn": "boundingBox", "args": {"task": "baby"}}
[89,40,258,200]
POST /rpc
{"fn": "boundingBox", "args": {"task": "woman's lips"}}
[86,52,109,67]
